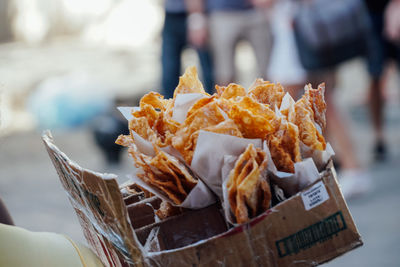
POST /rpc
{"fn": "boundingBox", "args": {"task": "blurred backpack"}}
[293,0,372,70]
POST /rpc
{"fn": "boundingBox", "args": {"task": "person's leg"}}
[366,11,387,160]
[308,70,371,199]
[161,13,186,98]
[308,70,360,169]
[209,11,241,85]
[244,9,273,80]
[196,47,215,94]
[369,77,386,159]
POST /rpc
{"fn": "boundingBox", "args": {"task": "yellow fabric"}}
[0,223,104,267]
[63,235,88,267]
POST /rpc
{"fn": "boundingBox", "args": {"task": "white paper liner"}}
[263,140,321,197]
[117,106,140,121]
[221,155,239,224]
[300,142,335,171]
[130,131,156,157]
[172,93,208,124]
[190,130,262,198]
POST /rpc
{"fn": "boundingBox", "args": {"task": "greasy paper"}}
[190,130,262,198]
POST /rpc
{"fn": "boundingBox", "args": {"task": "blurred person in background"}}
[267,0,306,97]
[269,0,372,198]
[162,0,214,98]
[364,0,400,161]
[187,0,273,86]
[306,69,372,199]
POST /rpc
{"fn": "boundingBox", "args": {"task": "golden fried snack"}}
[152,111,180,146]
[267,120,301,173]
[304,83,326,129]
[227,144,271,224]
[293,96,326,151]
[172,100,227,164]
[128,145,198,205]
[202,119,243,137]
[115,134,134,147]
[185,96,216,119]
[129,117,159,144]
[215,83,247,100]
[173,66,208,99]
[228,96,277,139]
[140,91,169,111]
[151,148,198,191]
[130,93,180,147]
[215,98,235,115]
[248,79,285,109]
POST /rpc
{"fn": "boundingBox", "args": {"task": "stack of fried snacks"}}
[117,66,327,220]
[116,135,198,205]
[226,144,271,224]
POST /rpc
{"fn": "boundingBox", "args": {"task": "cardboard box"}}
[43,132,362,267]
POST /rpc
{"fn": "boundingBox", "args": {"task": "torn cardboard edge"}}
[43,131,362,267]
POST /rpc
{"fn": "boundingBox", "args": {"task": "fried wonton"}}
[267,120,301,173]
[173,66,207,99]
[140,91,169,111]
[115,134,134,147]
[228,96,278,139]
[293,96,326,151]
[227,144,271,224]
[202,119,243,137]
[128,92,180,147]
[172,100,227,164]
[248,79,285,109]
[128,144,198,205]
[304,83,326,129]
[216,83,247,100]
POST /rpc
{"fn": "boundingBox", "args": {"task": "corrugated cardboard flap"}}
[42,131,144,267]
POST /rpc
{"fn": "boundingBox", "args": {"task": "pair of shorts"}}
[366,12,400,78]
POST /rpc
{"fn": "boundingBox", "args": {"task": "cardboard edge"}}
[42,131,146,267]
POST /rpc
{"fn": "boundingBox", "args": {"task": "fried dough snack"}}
[173,66,208,98]
[129,93,179,147]
[293,95,326,151]
[227,144,271,224]
[248,79,285,109]
[127,144,198,205]
[228,96,278,139]
[172,99,227,164]
[215,83,246,100]
[304,83,326,129]
[267,120,301,173]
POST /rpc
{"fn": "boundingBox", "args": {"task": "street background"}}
[0,0,400,266]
